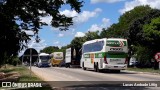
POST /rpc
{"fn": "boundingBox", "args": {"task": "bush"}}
[134,45,152,68]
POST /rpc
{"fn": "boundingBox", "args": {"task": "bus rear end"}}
[103,39,128,70]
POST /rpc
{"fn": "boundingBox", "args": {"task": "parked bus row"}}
[35,38,129,72]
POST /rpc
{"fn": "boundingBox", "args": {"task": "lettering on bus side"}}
[84,54,90,58]
[95,52,106,58]
[106,40,127,47]
[110,48,123,51]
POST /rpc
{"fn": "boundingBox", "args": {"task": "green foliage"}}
[128,9,160,46]
[100,5,160,67]
[70,37,86,49]
[5,56,20,66]
[40,46,59,54]
[100,5,152,39]
[84,31,100,41]
[100,24,123,38]
[142,17,160,57]
[143,17,160,41]
[70,31,100,50]
[0,0,83,65]
[134,45,152,67]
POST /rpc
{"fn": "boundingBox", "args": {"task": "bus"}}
[50,52,63,67]
[65,48,81,68]
[80,38,128,72]
[37,53,51,67]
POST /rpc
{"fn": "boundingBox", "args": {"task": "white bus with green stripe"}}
[80,38,128,72]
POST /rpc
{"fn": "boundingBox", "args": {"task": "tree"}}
[84,31,100,41]
[143,17,160,46]
[70,31,101,49]
[100,5,152,39]
[70,37,86,49]
[143,17,160,56]
[40,46,59,54]
[128,9,160,47]
[99,5,159,67]
[0,0,83,66]
[118,5,152,38]
[100,24,122,38]
[128,9,160,67]
[133,45,152,68]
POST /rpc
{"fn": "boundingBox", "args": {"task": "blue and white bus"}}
[37,53,51,67]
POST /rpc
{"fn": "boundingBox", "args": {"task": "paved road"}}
[31,67,160,90]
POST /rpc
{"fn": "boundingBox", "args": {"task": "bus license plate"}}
[110,59,120,62]
[114,66,118,68]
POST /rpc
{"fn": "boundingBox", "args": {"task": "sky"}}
[19,0,160,56]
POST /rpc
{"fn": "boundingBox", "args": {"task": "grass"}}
[127,67,160,74]
[0,65,41,81]
[0,65,52,90]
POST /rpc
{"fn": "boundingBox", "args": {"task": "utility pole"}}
[30,48,32,76]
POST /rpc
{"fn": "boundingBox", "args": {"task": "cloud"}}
[88,24,102,32]
[119,0,160,14]
[18,38,47,56]
[75,32,85,37]
[53,41,66,48]
[54,41,60,45]
[88,18,111,32]
[91,0,125,4]
[40,16,52,25]
[22,30,34,35]
[60,8,102,24]
[43,8,102,26]
[47,8,102,37]
[60,10,78,17]
[74,8,102,24]
[58,33,64,37]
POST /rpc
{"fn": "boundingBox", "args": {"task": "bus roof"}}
[52,52,63,54]
[39,53,49,56]
[107,38,127,41]
[83,38,127,45]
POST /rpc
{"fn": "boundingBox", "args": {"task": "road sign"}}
[154,52,160,62]
[23,48,38,76]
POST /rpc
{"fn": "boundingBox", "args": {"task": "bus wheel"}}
[65,64,68,68]
[94,63,99,72]
[82,62,86,70]
[38,65,41,68]
[115,70,120,73]
[111,70,120,73]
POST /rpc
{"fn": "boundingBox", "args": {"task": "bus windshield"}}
[40,56,49,60]
[54,57,63,60]
[83,41,104,53]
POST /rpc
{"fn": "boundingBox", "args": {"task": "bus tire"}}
[65,64,67,68]
[115,70,120,73]
[111,70,120,73]
[82,62,86,70]
[68,64,71,68]
[94,63,99,72]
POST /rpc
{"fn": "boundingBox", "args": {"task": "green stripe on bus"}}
[95,52,106,58]
[106,53,127,58]
[84,52,127,58]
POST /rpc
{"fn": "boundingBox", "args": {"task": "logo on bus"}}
[106,41,126,47]
[56,53,62,56]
